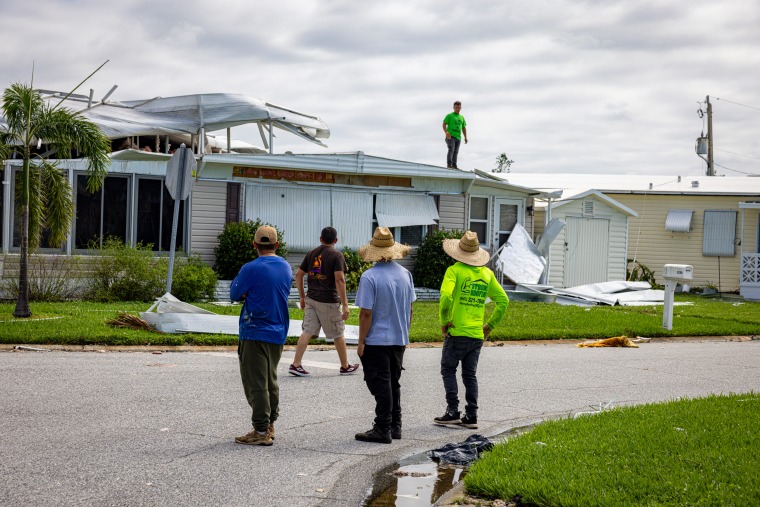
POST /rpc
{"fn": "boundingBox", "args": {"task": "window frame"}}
[468,195,491,247]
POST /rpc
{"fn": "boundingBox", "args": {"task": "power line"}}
[713,161,759,176]
[715,97,760,112]
[714,147,760,161]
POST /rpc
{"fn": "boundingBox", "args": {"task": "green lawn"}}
[0,294,758,346]
[465,392,760,507]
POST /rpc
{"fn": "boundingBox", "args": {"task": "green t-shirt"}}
[439,262,509,339]
[443,112,467,140]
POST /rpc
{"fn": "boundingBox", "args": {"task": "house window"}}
[0,168,4,250]
[469,196,489,245]
[399,225,425,246]
[11,169,64,251]
[74,175,129,249]
[136,178,185,251]
[703,210,737,257]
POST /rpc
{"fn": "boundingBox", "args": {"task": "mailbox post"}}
[662,264,693,330]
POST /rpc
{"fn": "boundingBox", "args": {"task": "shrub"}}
[171,254,218,302]
[342,247,373,292]
[214,219,288,280]
[0,254,86,302]
[87,238,168,302]
[413,228,463,289]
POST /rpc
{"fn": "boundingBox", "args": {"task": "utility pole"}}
[706,95,714,176]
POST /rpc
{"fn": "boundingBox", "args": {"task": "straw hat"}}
[358,227,411,262]
[442,231,490,266]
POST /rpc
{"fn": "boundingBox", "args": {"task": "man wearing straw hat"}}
[434,230,509,429]
[353,227,416,444]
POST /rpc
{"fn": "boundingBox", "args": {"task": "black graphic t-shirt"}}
[299,245,347,303]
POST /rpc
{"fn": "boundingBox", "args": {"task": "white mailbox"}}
[662,264,694,331]
[663,264,693,281]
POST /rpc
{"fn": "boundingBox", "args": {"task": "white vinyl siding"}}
[190,180,227,265]
[245,184,330,251]
[332,190,372,249]
[438,194,465,231]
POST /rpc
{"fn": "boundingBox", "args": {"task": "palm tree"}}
[1,83,110,317]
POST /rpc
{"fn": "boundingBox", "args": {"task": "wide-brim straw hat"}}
[442,230,491,266]
[359,227,411,262]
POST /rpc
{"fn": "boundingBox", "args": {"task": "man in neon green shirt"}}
[442,101,468,169]
[434,230,509,429]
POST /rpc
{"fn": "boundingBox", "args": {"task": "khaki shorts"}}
[302,297,345,340]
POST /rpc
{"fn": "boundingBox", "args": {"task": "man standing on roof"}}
[231,225,292,446]
[434,231,509,430]
[354,227,416,444]
[290,227,360,377]
[442,101,468,169]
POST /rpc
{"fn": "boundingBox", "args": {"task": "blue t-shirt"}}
[354,261,416,346]
[230,255,293,344]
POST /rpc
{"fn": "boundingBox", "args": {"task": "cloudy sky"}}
[2,0,759,176]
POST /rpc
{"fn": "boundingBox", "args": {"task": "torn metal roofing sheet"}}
[7,91,330,146]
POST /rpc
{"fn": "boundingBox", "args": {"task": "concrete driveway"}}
[1,339,758,506]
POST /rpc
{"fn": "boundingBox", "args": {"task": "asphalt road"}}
[1,339,758,506]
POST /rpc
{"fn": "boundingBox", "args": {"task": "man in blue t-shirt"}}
[230,225,292,446]
[353,227,416,444]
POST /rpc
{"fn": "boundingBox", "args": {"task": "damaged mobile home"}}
[1,89,547,288]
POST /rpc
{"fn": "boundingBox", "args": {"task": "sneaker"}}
[289,364,311,377]
[267,423,275,440]
[235,429,273,446]
[460,415,478,429]
[355,427,392,444]
[391,425,402,440]
[434,411,461,425]
[340,363,360,375]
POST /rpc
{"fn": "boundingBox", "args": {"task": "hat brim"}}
[442,238,491,267]
[358,242,411,262]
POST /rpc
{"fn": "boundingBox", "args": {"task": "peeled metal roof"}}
[4,91,330,146]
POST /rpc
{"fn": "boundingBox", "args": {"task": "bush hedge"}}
[342,247,373,292]
[413,228,462,289]
[171,254,218,302]
[214,219,288,280]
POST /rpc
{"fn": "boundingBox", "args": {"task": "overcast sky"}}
[2,0,759,176]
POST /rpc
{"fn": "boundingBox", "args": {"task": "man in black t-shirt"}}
[289,227,360,377]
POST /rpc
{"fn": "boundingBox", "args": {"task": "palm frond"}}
[1,83,43,143]
[39,161,74,247]
[15,165,43,250]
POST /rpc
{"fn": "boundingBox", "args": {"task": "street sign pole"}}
[164,143,195,295]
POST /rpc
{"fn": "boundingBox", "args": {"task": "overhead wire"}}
[715,97,760,112]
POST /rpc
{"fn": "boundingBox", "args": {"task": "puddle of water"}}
[366,457,464,507]
[365,425,534,507]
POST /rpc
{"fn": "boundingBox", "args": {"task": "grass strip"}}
[0,295,758,345]
[465,393,760,507]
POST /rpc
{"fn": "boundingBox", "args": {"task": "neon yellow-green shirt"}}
[439,262,509,339]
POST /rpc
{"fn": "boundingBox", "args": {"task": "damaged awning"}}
[665,209,693,233]
[375,194,439,228]
[14,91,330,147]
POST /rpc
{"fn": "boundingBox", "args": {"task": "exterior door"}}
[564,216,609,287]
[493,198,524,249]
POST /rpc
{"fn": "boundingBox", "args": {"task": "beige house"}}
[497,173,760,294]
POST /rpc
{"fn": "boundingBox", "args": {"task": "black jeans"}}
[440,335,483,417]
[359,345,406,433]
[446,137,461,167]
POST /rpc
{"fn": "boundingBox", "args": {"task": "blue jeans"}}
[440,335,483,417]
[446,137,461,167]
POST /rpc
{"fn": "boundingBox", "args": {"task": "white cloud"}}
[2,0,759,175]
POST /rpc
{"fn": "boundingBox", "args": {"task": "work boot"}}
[355,426,392,444]
[391,425,402,440]
[460,415,478,429]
